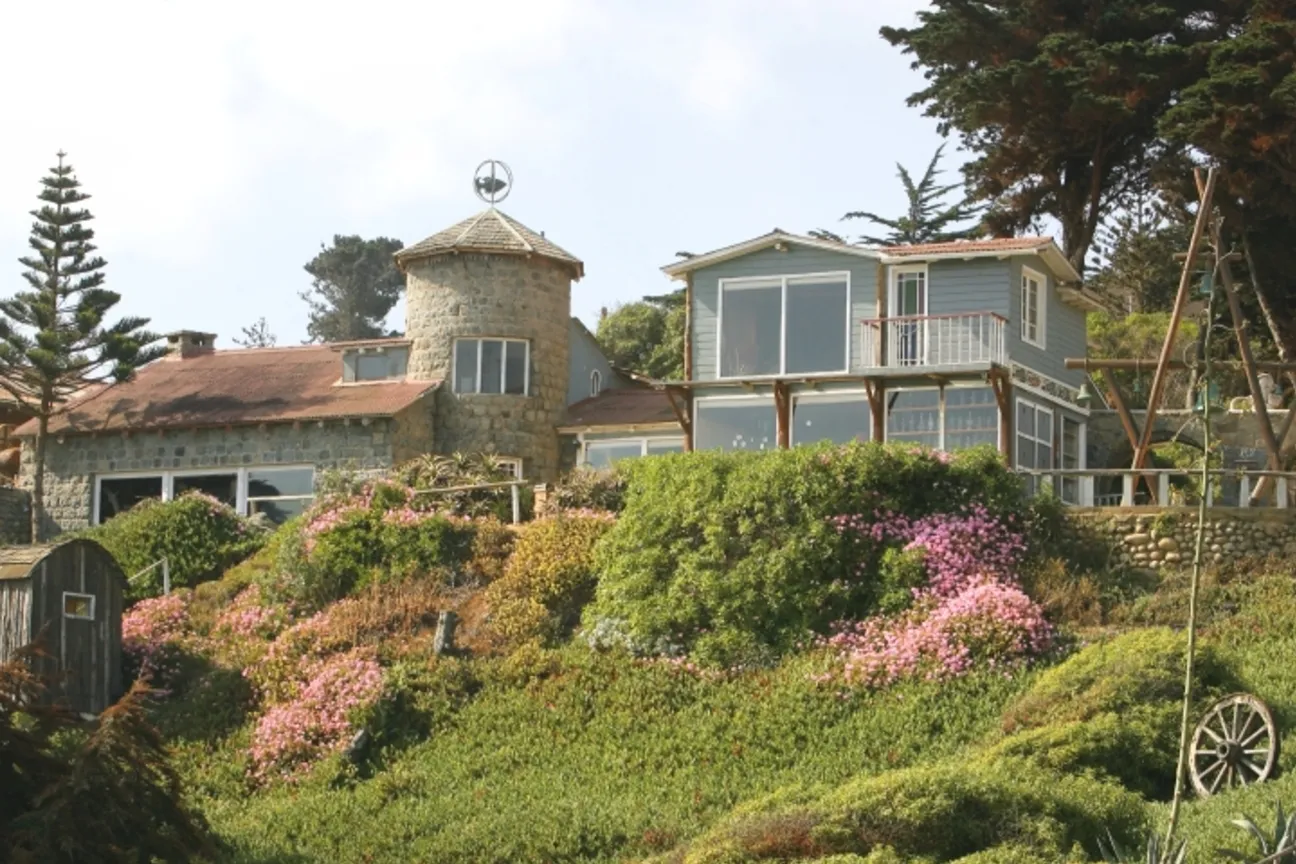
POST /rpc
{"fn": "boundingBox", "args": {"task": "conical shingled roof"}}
[396,208,583,279]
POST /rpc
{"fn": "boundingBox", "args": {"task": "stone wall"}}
[0,486,30,544]
[1071,507,1296,569]
[390,398,437,465]
[20,419,400,535]
[404,253,571,481]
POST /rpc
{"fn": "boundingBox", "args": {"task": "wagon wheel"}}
[1190,693,1278,797]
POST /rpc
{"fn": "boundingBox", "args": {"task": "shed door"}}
[61,588,100,713]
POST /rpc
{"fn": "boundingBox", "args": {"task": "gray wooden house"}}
[0,539,125,715]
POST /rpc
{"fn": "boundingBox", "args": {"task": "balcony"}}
[860,312,1006,371]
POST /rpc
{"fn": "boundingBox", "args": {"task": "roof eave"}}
[661,232,881,279]
[557,421,683,434]
[395,246,584,281]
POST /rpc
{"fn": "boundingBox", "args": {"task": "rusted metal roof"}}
[14,345,441,437]
[0,543,58,580]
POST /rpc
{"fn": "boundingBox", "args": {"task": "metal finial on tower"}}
[473,159,513,206]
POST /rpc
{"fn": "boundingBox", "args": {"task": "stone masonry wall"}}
[404,253,571,481]
[1071,508,1296,570]
[20,419,399,536]
[0,486,30,544]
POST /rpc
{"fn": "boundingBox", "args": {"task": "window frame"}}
[888,264,929,317]
[63,592,95,621]
[1020,266,1046,349]
[882,385,1000,452]
[451,337,531,395]
[1059,415,1084,505]
[590,369,602,398]
[93,464,316,525]
[715,270,852,380]
[693,394,779,452]
[789,391,873,447]
[1015,397,1055,495]
[580,436,686,467]
[494,457,524,479]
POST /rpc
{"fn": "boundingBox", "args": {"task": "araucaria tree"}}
[300,235,405,342]
[814,143,983,245]
[0,153,162,542]
[881,1,1235,274]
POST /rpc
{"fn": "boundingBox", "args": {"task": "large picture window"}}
[582,437,685,468]
[791,394,871,446]
[1016,399,1054,496]
[695,398,777,452]
[95,466,315,526]
[718,273,849,378]
[246,466,316,523]
[885,386,999,452]
[886,390,941,449]
[453,338,528,395]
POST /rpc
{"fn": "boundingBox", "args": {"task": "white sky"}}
[0,0,958,345]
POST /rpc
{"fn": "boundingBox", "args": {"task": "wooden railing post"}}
[1279,477,1289,510]
[1239,475,1252,508]
[1122,474,1136,506]
[1157,475,1171,507]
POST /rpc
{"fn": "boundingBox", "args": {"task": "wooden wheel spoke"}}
[1236,709,1259,742]
[1241,725,1269,747]
[1213,710,1232,740]
[1192,695,1277,798]
[1200,724,1225,745]
[1232,703,1241,739]
[1207,761,1228,794]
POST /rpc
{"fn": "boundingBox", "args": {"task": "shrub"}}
[462,518,515,585]
[587,442,1027,666]
[486,513,615,647]
[88,492,268,599]
[393,451,532,520]
[121,591,193,692]
[543,466,626,515]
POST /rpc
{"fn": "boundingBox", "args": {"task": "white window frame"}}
[451,337,531,395]
[93,465,316,525]
[63,592,95,621]
[495,457,524,479]
[693,394,779,451]
[580,437,686,467]
[1059,415,1085,505]
[789,390,872,446]
[888,264,929,317]
[1020,266,1046,349]
[590,369,602,398]
[882,385,1001,451]
[715,270,852,380]
[1015,398,1055,497]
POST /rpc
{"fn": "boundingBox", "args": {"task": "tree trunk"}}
[30,410,48,544]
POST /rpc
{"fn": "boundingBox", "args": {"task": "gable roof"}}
[559,388,681,432]
[662,230,880,278]
[880,236,1083,284]
[14,345,440,437]
[396,208,584,279]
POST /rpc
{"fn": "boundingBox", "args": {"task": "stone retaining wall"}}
[1070,507,1296,569]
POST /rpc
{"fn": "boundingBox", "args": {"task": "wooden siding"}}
[1009,255,1085,387]
[568,319,622,406]
[0,580,32,663]
[4,540,124,715]
[927,259,1012,318]
[689,245,879,380]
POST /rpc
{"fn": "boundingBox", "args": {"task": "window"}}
[1021,267,1045,348]
[495,457,523,479]
[247,466,315,524]
[1060,416,1082,504]
[718,273,849,378]
[791,394,871,446]
[97,476,164,522]
[944,388,999,450]
[453,338,528,395]
[892,267,928,365]
[351,348,409,382]
[590,369,602,398]
[582,438,685,468]
[95,466,315,526]
[63,592,95,620]
[886,390,941,449]
[1016,399,1054,496]
[695,398,777,451]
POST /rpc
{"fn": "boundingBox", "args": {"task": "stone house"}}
[17,206,644,534]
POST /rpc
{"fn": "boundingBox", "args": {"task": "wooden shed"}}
[0,539,125,715]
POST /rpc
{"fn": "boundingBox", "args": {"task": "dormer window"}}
[342,346,408,382]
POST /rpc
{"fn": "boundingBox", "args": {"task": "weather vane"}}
[473,159,512,206]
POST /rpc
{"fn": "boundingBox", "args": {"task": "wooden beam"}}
[774,381,791,449]
[1104,377,1141,450]
[663,386,692,452]
[864,379,885,442]
[990,370,1013,459]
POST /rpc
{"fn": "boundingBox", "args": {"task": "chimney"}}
[165,330,217,360]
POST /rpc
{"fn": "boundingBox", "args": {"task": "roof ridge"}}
[491,209,534,253]
[452,210,494,247]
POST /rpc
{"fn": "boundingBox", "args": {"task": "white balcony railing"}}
[1016,468,1296,509]
[861,312,1007,370]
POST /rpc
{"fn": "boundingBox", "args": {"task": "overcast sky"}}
[0,0,957,345]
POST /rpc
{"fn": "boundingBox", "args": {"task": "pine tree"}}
[300,235,404,342]
[813,144,982,246]
[0,153,163,542]
[234,316,277,348]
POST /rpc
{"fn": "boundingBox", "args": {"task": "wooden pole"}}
[1132,168,1218,474]
[1104,377,1141,451]
[774,381,791,449]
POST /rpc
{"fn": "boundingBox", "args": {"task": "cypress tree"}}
[0,152,163,541]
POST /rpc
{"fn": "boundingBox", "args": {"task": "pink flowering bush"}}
[121,590,193,692]
[248,649,385,780]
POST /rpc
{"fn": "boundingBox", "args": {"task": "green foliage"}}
[1217,801,1296,863]
[586,442,1025,665]
[485,514,613,647]
[393,451,531,520]
[876,547,927,614]
[1088,192,1193,314]
[87,492,268,600]
[1088,312,1198,409]
[1098,830,1187,864]
[543,466,627,515]
[0,654,215,862]
[0,152,164,542]
[300,234,404,342]
[595,289,685,381]
[813,143,982,245]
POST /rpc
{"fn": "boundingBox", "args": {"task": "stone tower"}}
[395,208,583,481]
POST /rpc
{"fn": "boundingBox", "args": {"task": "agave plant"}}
[1219,802,1296,863]
[1099,831,1188,864]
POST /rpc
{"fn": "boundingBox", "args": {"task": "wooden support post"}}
[1239,475,1252,508]
[1105,378,1142,450]
[1279,477,1290,509]
[1132,168,1217,475]
[774,381,791,449]
[663,386,693,452]
[1122,474,1135,506]
[990,371,1013,461]
[1157,474,1170,506]
[864,379,885,442]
